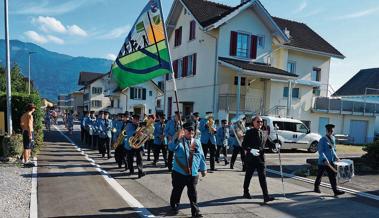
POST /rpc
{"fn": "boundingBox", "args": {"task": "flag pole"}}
[158,0,191,174]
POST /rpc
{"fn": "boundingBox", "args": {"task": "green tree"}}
[0,63,37,94]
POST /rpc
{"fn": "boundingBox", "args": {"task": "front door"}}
[182,102,194,118]
[133,106,144,119]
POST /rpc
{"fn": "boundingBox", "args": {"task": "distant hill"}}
[0,40,112,100]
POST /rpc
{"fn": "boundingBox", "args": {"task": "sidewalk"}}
[37,129,139,218]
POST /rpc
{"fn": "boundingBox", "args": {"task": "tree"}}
[0,63,37,94]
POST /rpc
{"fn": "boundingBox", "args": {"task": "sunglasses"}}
[256,121,263,123]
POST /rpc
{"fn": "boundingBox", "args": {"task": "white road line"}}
[53,125,155,218]
[30,157,38,218]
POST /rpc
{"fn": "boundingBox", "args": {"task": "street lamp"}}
[28,51,36,95]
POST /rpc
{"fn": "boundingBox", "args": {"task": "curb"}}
[30,156,38,218]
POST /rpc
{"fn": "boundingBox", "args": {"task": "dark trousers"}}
[93,135,99,150]
[202,140,216,170]
[216,146,228,164]
[85,132,91,147]
[127,148,144,174]
[99,137,111,158]
[146,139,154,160]
[168,150,174,171]
[153,143,167,165]
[170,171,200,216]
[230,146,246,170]
[243,158,269,196]
[314,164,338,193]
[80,127,85,146]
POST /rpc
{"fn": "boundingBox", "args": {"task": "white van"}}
[261,116,321,153]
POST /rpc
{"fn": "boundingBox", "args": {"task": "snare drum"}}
[334,159,354,182]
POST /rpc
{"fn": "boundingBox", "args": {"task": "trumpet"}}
[207,117,215,134]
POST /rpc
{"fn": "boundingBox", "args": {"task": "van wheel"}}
[308,141,318,153]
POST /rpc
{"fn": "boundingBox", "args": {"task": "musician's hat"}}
[325,124,335,130]
[183,121,195,131]
[193,112,200,117]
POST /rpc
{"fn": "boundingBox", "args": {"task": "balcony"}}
[312,97,379,116]
[218,94,263,114]
[83,93,90,101]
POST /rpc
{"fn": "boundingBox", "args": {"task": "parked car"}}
[261,116,321,153]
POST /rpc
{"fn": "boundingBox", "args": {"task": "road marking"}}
[30,157,38,218]
[53,125,155,218]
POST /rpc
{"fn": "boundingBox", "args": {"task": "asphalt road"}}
[37,125,379,218]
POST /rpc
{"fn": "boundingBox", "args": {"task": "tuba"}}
[112,126,127,149]
[128,119,155,149]
[231,114,246,146]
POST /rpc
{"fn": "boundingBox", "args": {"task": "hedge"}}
[0,92,44,156]
[363,140,379,169]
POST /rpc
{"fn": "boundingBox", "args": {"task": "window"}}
[148,109,152,114]
[91,100,102,108]
[130,87,146,100]
[287,61,296,74]
[283,87,300,98]
[174,27,182,46]
[234,76,246,86]
[158,81,164,90]
[296,123,309,134]
[177,59,183,78]
[313,87,321,96]
[92,87,102,95]
[189,20,196,40]
[157,99,161,108]
[236,33,249,58]
[257,35,265,48]
[149,90,153,96]
[301,120,311,129]
[312,67,321,81]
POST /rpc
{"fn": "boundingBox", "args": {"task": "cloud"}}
[334,6,379,20]
[98,25,131,39]
[301,9,323,18]
[106,53,117,60]
[33,16,66,33]
[13,0,93,15]
[31,16,87,37]
[67,25,88,37]
[47,35,64,44]
[24,31,48,44]
[293,1,307,14]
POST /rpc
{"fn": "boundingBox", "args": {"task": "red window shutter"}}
[182,56,188,77]
[230,31,237,56]
[174,29,178,46]
[250,35,258,59]
[168,97,172,118]
[192,54,197,75]
[173,60,178,78]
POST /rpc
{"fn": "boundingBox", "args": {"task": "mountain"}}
[0,40,112,100]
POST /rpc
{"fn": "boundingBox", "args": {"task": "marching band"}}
[77,110,346,217]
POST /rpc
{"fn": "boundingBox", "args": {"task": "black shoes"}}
[138,171,146,178]
[192,213,203,218]
[243,192,252,199]
[334,190,345,196]
[225,161,229,166]
[314,187,321,193]
[170,203,179,214]
[230,164,234,169]
[263,195,275,203]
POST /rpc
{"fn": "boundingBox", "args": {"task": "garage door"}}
[349,120,368,144]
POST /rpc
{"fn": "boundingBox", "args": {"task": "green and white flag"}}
[111,0,171,88]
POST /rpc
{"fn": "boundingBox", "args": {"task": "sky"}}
[0,0,378,91]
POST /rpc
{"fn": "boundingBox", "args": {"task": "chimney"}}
[284,27,291,38]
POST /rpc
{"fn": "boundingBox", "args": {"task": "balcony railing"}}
[313,97,379,116]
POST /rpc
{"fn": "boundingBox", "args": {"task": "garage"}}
[349,120,368,144]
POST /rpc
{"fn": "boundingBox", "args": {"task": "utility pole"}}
[28,52,36,95]
[4,0,13,135]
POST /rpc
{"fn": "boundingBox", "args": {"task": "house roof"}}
[219,57,298,78]
[78,72,106,86]
[272,17,344,58]
[178,0,343,58]
[333,68,379,96]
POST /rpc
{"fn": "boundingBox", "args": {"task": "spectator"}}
[20,103,36,167]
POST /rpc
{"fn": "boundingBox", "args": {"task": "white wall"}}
[165,4,217,116]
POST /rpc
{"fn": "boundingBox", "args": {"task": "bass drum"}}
[334,159,354,183]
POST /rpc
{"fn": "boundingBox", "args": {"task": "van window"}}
[296,123,309,134]
[273,121,296,132]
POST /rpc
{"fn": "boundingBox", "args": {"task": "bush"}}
[0,92,44,156]
[362,140,379,169]
[1,134,23,158]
